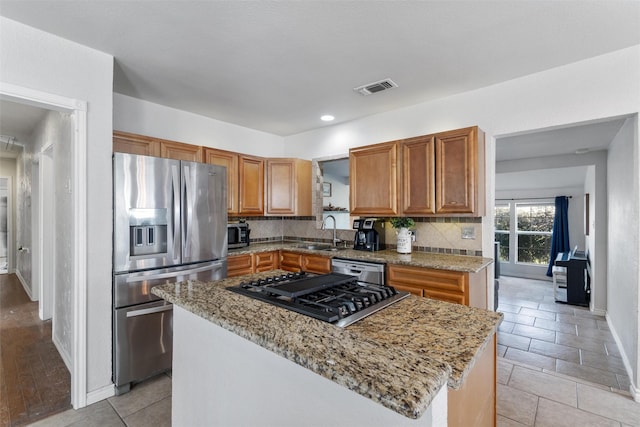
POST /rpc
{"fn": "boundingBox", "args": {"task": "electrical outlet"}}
[409,230,416,242]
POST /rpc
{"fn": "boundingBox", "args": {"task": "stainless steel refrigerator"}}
[113,152,228,394]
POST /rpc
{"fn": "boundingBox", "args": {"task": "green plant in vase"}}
[389,217,415,254]
[389,217,415,229]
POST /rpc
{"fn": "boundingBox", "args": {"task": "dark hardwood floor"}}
[0,273,71,426]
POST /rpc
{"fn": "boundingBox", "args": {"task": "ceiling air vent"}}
[353,78,398,96]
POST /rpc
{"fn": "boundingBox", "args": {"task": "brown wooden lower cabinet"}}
[387,264,487,309]
[279,251,303,272]
[227,254,253,277]
[448,334,496,427]
[301,254,331,274]
[254,251,278,272]
[228,251,278,277]
[279,251,331,274]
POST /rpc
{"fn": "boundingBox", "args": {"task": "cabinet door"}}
[302,254,331,274]
[160,140,203,162]
[266,159,312,216]
[435,127,482,215]
[349,142,399,215]
[387,264,469,305]
[113,131,160,156]
[423,289,466,305]
[402,135,435,215]
[204,148,239,214]
[279,251,302,272]
[227,254,253,277]
[254,251,278,272]
[239,155,264,215]
[391,283,424,297]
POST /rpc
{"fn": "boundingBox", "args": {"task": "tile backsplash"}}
[235,216,484,256]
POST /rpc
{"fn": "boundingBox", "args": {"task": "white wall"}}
[113,94,284,157]
[606,116,639,394]
[1,17,114,397]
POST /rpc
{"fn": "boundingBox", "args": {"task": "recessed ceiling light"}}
[575,148,590,154]
[321,115,335,122]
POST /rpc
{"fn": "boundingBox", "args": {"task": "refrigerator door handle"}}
[171,164,181,263]
[182,165,193,258]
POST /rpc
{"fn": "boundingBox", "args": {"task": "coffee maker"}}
[353,218,385,251]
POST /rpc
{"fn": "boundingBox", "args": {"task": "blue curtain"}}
[546,196,570,276]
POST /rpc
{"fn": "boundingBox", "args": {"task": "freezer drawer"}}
[113,300,173,394]
[114,260,227,308]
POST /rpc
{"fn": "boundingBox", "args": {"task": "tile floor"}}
[497,275,640,426]
[4,273,639,426]
[0,274,70,426]
[29,373,172,427]
[497,275,630,391]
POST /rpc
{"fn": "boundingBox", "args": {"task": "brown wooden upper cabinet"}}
[239,155,264,215]
[402,135,436,215]
[114,131,203,162]
[160,140,203,162]
[349,141,399,216]
[113,131,161,157]
[350,126,485,217]
[204,147,239,214]
[435,126,484,215]
[266,159,312,216]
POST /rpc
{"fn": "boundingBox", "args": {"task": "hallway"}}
[0,274,70,426]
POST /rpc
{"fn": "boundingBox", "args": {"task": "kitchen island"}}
[153,271,502,426]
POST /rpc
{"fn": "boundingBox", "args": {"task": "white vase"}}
[396,227,412,254]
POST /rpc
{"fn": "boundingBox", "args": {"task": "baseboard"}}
[86,383,115,406]
[15,269,35,301]
[52,332,73,373]
[605,313,639,402]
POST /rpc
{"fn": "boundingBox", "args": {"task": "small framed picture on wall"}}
[323,182,332,197]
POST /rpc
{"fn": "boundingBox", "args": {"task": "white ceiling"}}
[494,117,627,192]
[1,1,639,137]
[496,166,589,192]
[495,118,629,162]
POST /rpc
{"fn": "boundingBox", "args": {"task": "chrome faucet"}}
[321,215,341,247]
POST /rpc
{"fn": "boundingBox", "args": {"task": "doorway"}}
[0,82,89,409]
[0,176,9,274]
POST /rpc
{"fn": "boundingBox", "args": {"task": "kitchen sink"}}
[295,244,332,251]
[322,247,349,252]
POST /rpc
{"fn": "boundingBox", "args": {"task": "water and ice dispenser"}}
[128,209,168,256]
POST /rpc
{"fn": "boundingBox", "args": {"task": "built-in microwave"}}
[228,222,250,249]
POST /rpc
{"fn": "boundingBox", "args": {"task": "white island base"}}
[172,306,447,427]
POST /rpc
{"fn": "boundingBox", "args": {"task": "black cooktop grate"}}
[227,272,409,327]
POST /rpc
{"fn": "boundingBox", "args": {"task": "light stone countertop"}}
[229,241,493,273]
[153,270,503,419]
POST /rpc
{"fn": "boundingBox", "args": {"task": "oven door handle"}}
[126,304,173,318]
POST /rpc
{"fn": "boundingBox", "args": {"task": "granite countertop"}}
[230,241,493,273]
[153,271,502,419]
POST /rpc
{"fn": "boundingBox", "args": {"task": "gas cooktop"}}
[227,271,410,328]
